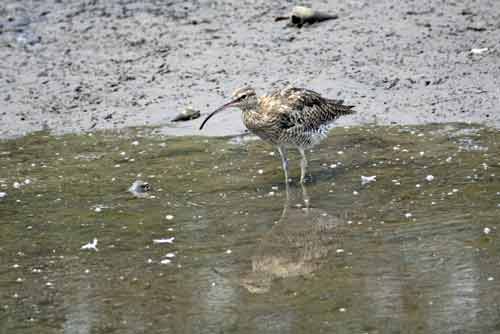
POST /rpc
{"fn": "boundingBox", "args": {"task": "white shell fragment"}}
[470,48,488,54]
[153,237,175,244]
[81,238,98,251]
[361,175,376,185]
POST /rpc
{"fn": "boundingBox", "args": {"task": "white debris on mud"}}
[81,238,98,251]
[153,237,175,244]
[361,175,376,185]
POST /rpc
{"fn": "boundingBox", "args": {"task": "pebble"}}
[426,175,434,182]
[483,227,491,235]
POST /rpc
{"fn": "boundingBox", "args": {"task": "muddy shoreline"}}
[1,0,499,139]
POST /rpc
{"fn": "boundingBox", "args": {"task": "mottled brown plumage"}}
[199,86,355,184]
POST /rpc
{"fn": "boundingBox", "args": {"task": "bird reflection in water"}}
[241,183,344,294]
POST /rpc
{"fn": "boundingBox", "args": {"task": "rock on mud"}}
[172,107,200,122]
[276,6,338,28]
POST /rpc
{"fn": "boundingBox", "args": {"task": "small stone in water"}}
[128,180,151,197]
[165,252,176,258]
[131,141,139,146]
[165,214,174,220]
[13,182,21,189]
[483,227,491,235]
[426,175,434,182]
[0,192,6,198]
[160,259,172,264]
[405,213,412,218]
[226,249,232,254]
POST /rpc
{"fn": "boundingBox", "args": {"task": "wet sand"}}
[1,0,500,139]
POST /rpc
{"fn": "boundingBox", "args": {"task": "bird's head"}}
[199,87,257,130]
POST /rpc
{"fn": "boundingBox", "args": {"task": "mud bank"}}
[1,0,500,139]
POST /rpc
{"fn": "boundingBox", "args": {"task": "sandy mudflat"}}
[1,0,499,139]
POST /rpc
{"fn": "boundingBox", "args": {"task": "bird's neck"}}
[240,104,258,114]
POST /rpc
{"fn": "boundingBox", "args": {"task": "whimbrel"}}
[199,86,355,184]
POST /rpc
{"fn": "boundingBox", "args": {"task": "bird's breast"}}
[242,111,281,143]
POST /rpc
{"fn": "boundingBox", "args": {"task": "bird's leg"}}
[277,146,290,187]
[298,147,308,183]
[301,182,310,210]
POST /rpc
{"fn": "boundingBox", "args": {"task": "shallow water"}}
[0,123,499,333]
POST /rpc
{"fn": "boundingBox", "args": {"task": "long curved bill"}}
[199,99,238,130]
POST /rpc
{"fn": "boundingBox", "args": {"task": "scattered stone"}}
[466,23,487,32]
[483,227,491,235]
[128,180,151,197]
[426,175,434,182]
[172,106,200,122]
[275,6,338,28]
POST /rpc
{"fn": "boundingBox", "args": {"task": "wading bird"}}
[199,86,355,184]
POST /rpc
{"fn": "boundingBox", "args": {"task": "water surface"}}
[0,124,499,333]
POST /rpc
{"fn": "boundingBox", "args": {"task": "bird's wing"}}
[266,87,355,130]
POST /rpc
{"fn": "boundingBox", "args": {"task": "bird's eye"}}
[239,94,247,99]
